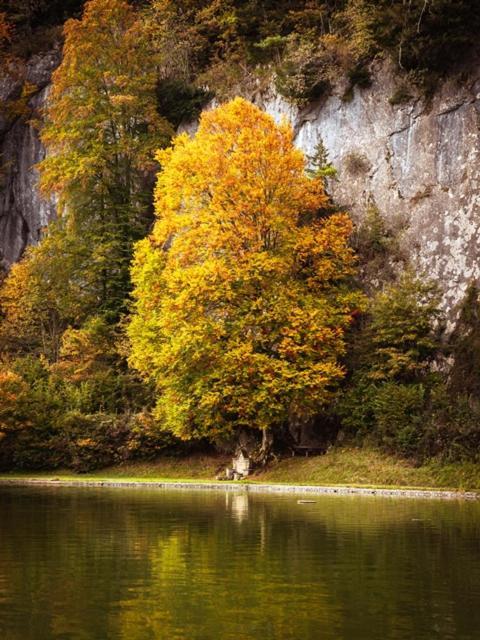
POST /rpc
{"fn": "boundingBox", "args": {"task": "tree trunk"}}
[257,428,274,466]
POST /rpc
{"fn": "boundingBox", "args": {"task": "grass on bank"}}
[1,447,480,492]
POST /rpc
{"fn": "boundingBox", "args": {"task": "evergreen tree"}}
[449,283,480,398]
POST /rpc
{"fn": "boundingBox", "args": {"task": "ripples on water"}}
[0,486,479,640]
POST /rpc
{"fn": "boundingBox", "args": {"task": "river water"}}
[0,486,479,639]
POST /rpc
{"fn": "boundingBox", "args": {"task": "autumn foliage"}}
[40,0,170,196]
[128,98,362,443]
[0,369,28,435]
[0,0,173,471]
[39,0,172,318]
[2,0,477,469]
[0,12,11,44]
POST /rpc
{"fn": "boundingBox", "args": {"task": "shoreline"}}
[0,478,477,500]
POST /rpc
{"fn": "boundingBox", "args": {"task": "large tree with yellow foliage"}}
[128,98,362,451]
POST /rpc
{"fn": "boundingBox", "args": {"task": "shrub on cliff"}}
[338,272,443,456]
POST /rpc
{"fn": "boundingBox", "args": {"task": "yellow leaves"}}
[0,368,28,433]
[153,98,331,267]
[0,257,38,345]
[76,438,96,448]
[0,370,25,402]
[293,212,357,288]
[39,0,172,199]
[52,317,116,384]
[129,97,361,440]
[0,219,101,360]
[108,94,136,107]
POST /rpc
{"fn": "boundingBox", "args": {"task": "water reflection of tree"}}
[0,488,479,639]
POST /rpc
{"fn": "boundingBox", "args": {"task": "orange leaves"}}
[39,0,172,199]
[154,98,329,263]
[0,368,29,433]
[0,12,12,44]
[129,98,362,440]
[294,212,357,287]
[35,0,174,320]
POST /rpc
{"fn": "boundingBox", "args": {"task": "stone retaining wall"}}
[0,479,477,500]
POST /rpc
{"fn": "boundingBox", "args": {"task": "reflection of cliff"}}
[0,51,58,269]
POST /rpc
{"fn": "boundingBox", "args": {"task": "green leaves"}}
[337,271,443,456]
[367,273,442,382]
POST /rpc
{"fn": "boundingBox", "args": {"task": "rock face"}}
[0,51,59,270]
[2,52,480,323]
[259,63,480,324]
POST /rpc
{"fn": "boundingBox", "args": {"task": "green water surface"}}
[0,486,479,639]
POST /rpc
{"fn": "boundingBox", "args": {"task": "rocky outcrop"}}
[0,51,59,269]
[2,52,480,324]
[259,63,480,323]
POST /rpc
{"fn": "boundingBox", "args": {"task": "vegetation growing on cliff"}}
[1,0,480,473]
[145,0,480,104]
[0,0,176,471]
[3,1,478,107]
[39,0,172,320]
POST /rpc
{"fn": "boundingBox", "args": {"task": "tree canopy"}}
[39,0,172,318]
[128,97,362,446]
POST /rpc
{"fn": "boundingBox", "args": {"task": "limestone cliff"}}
[258,63,480,323]
[0,51,59,270]
[2,53,480,323]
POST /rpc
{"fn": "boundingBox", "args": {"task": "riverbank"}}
[0,477,477,500]
[1,447,480,497]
